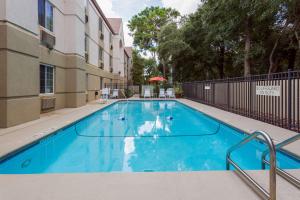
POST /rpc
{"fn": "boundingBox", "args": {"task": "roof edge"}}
[90,0,116,35]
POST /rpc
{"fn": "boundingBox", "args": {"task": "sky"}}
[96,0,201,47]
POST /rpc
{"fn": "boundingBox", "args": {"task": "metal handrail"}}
[262,134,300,188]
[226,131,277,200]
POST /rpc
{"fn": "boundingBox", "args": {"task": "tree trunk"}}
[268,38,279,74]
[218,43,225,79]
[162,59,166,78]
[244,17,251,77]
[288,48,297,70]
[295,31,300,49]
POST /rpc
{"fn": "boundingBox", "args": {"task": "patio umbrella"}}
[149,76,167,82]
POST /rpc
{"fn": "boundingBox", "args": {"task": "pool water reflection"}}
[0,101,299,174]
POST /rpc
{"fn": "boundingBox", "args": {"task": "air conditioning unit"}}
[99,61,104,69]
[100,33,104,40]
[85,52,89,62]
[85,15,89,23]
[41,97,56,112]
[40,30,55,49]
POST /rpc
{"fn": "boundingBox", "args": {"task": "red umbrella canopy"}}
[149,76,166,82]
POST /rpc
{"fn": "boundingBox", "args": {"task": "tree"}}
[128,7,180,60]
[158,22,192,79]
[131,50,145,85]
[202,0,282,76]
[132,1,300,83]
[269,0,300,73]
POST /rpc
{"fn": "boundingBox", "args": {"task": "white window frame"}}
[40,64,55,95]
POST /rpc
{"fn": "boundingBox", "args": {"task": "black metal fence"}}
[183,70,300,132]
[104,83,127,89]
[104,83,140,94]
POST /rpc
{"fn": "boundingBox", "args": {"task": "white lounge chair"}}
[101,88,110,99]
[166,88,175,98]
[112,89,119,99]
[159,88,166,98]
[144,88,151,98]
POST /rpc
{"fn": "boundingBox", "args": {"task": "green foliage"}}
[128,6,180,58]
[130,2,300,83]
[131,50,145,85]
[124,88,133,98]
[157,0,300,81]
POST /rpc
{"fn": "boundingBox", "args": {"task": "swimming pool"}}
[0,100,299,173]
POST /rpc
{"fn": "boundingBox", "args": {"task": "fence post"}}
[227,78,230,110]
[288,69,292,129]
[249,76,252,117]
[212,82,215,105]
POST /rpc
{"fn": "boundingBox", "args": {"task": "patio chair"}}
[101,88,110,99]
[159,88,166,98]
[112,89,119,99]
[166,88,175,98]
[144,88,151,98]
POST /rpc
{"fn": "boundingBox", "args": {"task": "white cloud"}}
[96,0,133,46]
[123,21,133,46]
[161,0,200,15]
[96,0,119,17]
[97,0,201,47]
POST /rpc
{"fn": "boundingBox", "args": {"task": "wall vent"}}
[100,33,104,40]
[41,97,56,112]
[85,52,89,62]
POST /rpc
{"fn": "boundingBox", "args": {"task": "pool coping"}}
[0,170,299,200]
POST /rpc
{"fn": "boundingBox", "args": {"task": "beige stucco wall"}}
[0,0,129,128]
[0,22,40,128]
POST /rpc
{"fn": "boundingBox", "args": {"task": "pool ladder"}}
[226,131,300,200]
[262,134,300,189]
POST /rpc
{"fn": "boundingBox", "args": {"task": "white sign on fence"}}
[205,86,211,90]
[256,85,281,97]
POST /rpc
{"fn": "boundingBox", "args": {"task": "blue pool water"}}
[0,101,299,174]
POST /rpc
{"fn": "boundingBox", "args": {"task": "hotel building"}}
[0,0,132,128]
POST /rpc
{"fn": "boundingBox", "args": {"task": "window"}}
[99,18,103,32]
[109,56,113,67]
[109,32,113,43]
[40,64,54,94]
[38,0,53,32]
[100,77,103,89]
[85,35,88,53]
[99,47,103,60]
[84,0,88,10]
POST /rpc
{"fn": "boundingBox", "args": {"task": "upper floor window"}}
[109,32,113,43]
[99,18,103,32]
[85,35,89,52]
[84,0,88,10]
[38,0,53,32]
[99,47,103,61]
[109,56,113,67]
[40,64,54,94]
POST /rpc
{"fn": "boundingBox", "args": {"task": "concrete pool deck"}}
[0,98,299,200]
[0,170,299,200]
